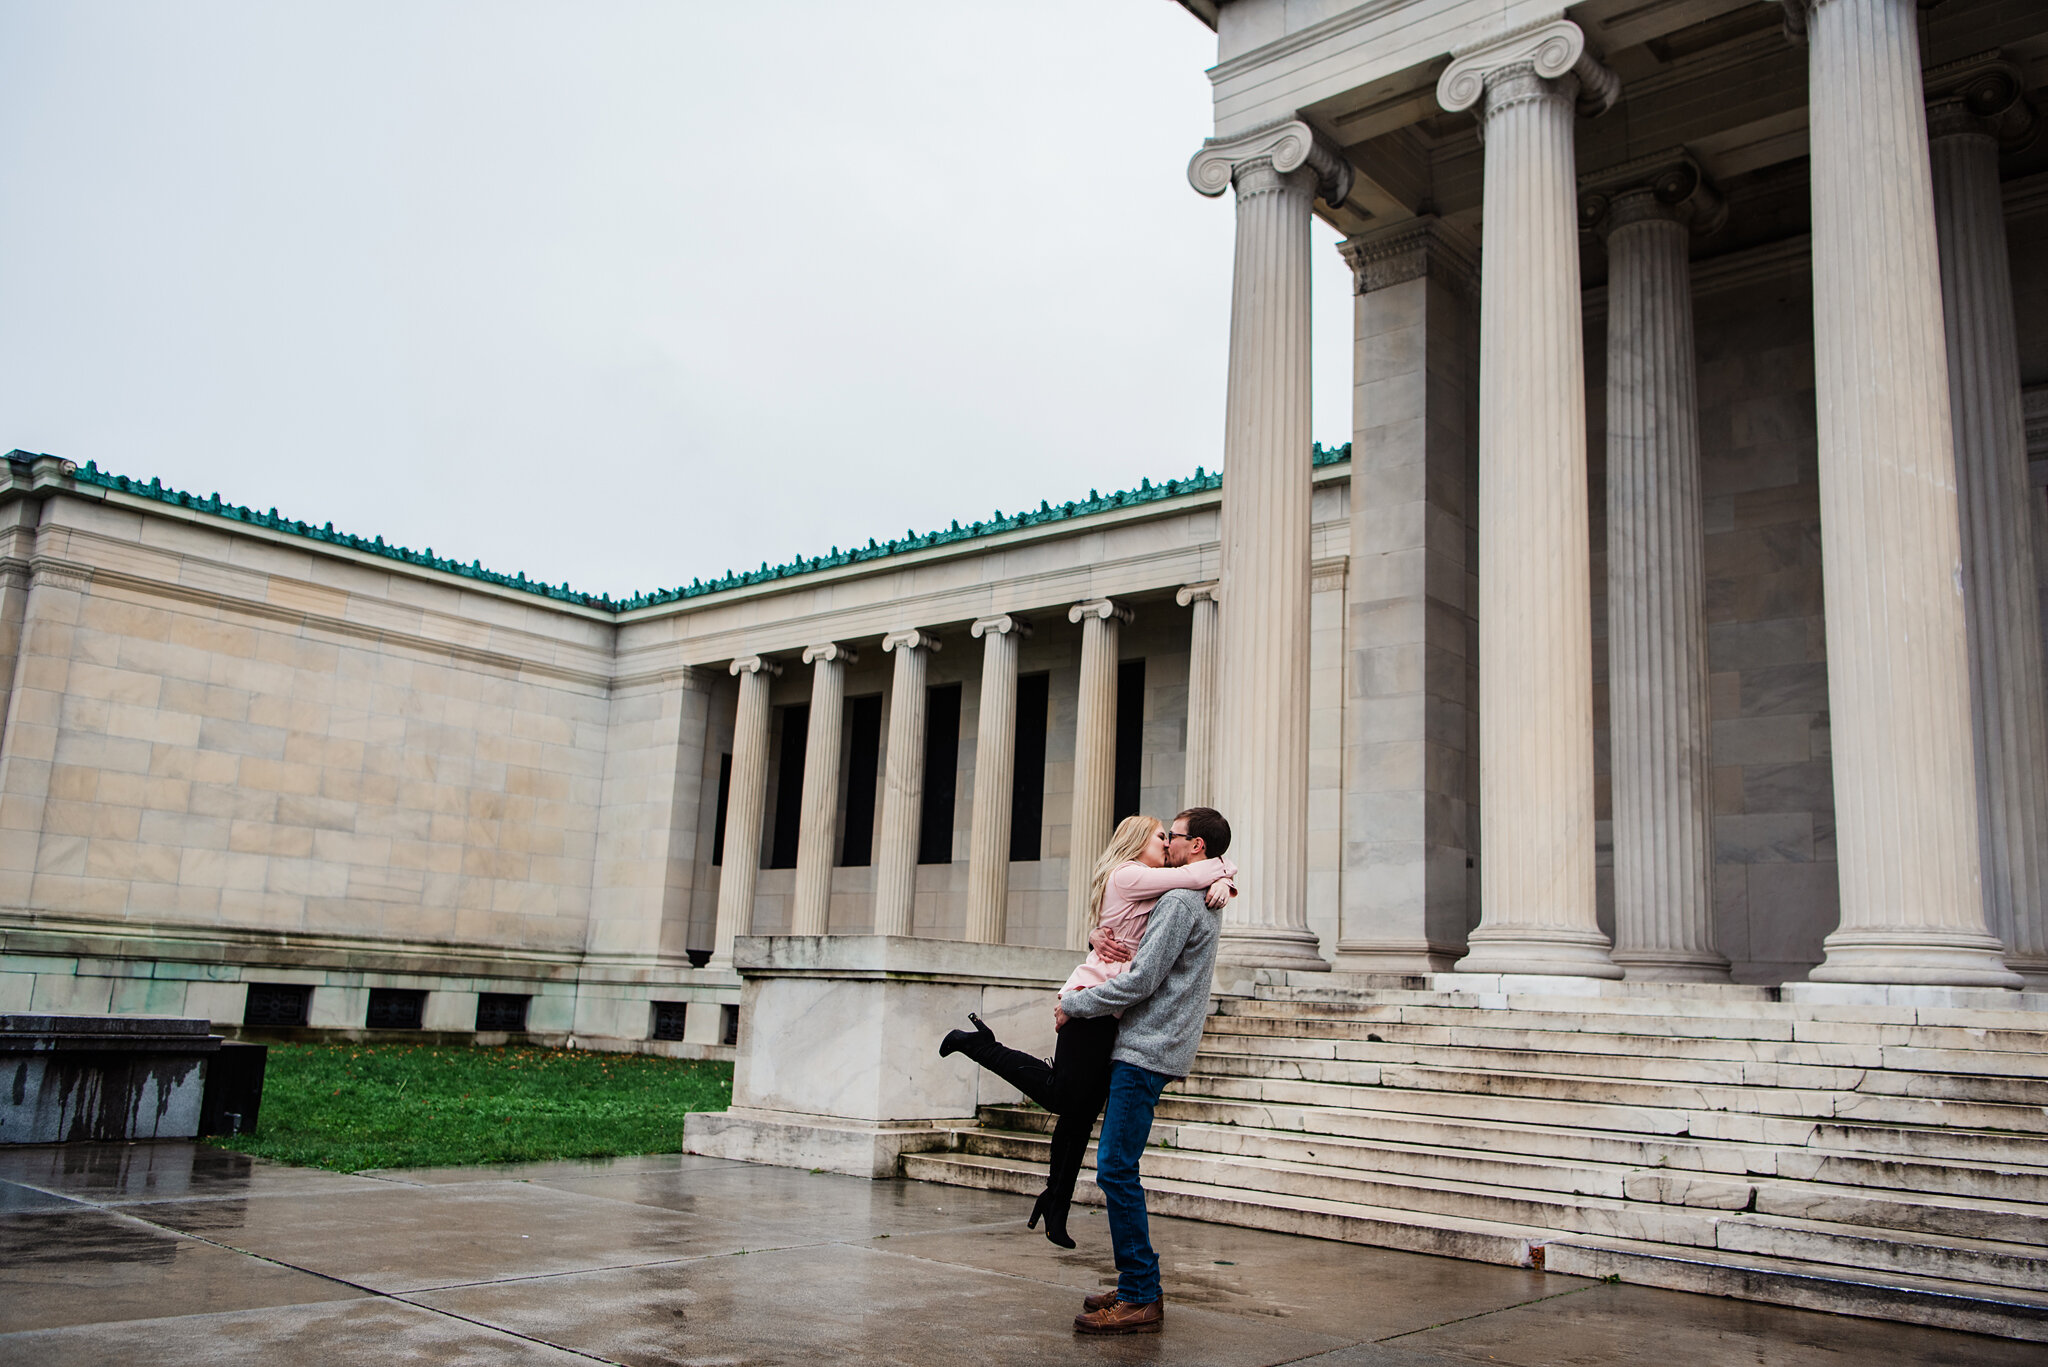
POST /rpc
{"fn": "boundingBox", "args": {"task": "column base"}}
[1331,939,1466,974]
[1611,948,1732,983]
[1216,926,1331,972]
[2005,954,2048,993]
[1808,929,2024,989]
[1455,926,1624,979]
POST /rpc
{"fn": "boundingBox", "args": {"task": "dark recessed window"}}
[769,704,809,869]
[1010,672,1050,862]
[243,983,310,1028]
[918,683,962,864]
[840,693,883,866]
[710,753,732,866]
[651,1001,688,1041]
[366,988,425,1030]
[476,993,530,1032]
[721,1003,740,1047]
[1114,659,1146,822]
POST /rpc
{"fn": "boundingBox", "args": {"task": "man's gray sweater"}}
[1060,886,1219,1079]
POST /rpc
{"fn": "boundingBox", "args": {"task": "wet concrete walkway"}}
[0,1142,2031,1365]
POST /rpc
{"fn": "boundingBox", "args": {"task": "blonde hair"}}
[1088,815,1163,929]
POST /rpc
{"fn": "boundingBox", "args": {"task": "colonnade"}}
[1177,0,2040,988]
[707,592,1226,965]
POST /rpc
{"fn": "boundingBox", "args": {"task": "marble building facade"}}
[3,0,2048,1057]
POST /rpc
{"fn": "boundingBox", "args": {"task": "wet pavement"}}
[0,1142,2032,1365]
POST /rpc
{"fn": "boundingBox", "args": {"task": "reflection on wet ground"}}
[0,1141,2035,1365]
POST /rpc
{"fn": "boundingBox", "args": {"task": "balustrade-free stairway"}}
[903,977,2048,1342]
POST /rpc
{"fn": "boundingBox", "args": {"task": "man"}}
[1053,805,1232,1336]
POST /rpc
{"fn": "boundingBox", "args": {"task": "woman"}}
[939,814,1236,1247]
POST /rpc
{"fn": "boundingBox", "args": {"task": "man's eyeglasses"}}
[1167,830,1193,843]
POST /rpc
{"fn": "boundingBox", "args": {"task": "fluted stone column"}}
[1177,583,1219,808]
[1586,158,1730,982]
[1437,20,1623,978]
[1928,66,2048,985]
[966,614,1030,944]
[712,654,780,964]
[1188,119,1352,972]
[872,629,939,938]
[1792,0,2019,987]
[790,643,856,937]
[1065,598,1130,950]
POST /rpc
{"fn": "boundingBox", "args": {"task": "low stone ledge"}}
[2,1013,220,1144]
[684,1106,964,1180]
[731,934,1076,986]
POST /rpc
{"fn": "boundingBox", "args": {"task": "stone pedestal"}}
[1189,120,1353,973]
[1333,218,1479,973]
[965,615,1028,944]
[1590,163,1730,983]
[872,630,939,938]
[1797,0,2020,987]
[791,643,855,937]
[1064,598,1129,949]
[2,1014,219,1143]
[712,655,779,965]
[1928,72,2048,988]
[682,935,1075,1178]
[1437,21,1622,978]
[1177,583,1219,808]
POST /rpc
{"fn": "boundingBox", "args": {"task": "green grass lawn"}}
[213,1042,733,1172]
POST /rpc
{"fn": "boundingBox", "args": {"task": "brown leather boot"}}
[1073,1296,1163,1335]
[1081,1288,1163,1314]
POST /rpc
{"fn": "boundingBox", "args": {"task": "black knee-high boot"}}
[1029,1110,1093,1249]
[938,1015,1058,1111]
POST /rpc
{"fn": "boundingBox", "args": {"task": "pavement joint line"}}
[1370,1281,1606,1342]
[99,1200,633,1364]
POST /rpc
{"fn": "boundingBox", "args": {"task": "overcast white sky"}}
[0,1,1355,599]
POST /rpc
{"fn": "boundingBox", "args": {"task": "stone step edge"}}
[1172,1069,2048,1134]
[1197,1025,2048,1080]
[976,1100,2048,1179]
[962,1121,2048,1246]
[900,1149,1558,1268]
[1542,1238,2048,1344]
[967,1115,2048,1219]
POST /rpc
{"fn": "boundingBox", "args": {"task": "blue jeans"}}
[1095,1059,1171,1305]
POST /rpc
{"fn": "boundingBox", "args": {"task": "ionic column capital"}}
[1436,18,1619,121]
[1580,151,1727,238]
[1175,581,1220,608]
[1336,216,1480,298]
[1925,53,2037,149]
[801,642,857,666]
[970,613,1032,639]
[881,628,941,654]
[730,654,782,678]
[1068,599,1134,627]
[1188,118,1354,208]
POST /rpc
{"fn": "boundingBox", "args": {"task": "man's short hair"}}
[1175,807,1230,859]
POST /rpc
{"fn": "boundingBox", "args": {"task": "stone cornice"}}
[1436,18,1619,119]
[1337,216,1480,298]
[1188,119,1354,207]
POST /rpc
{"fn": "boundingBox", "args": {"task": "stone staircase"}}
[901,978,2048,1341]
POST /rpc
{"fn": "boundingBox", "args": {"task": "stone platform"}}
[2,1141,2039,1365]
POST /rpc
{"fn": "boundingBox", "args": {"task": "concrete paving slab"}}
[0,1204,365,1333]
[133,1179,737,1293]
[529,1161,1032,1243]
[0,1141,388,1205]
[405,1239,1355,1367]
[1397,1277,2043,1365]
[363,1151,735,1185]
[0,1297,598,1365]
